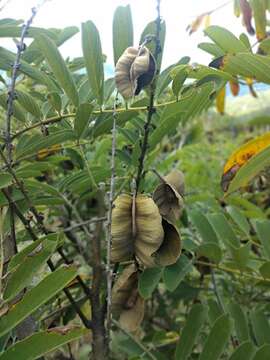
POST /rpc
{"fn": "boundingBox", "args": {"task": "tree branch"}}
[135,0,162,192]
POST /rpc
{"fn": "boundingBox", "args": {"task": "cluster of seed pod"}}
[115,46,156,99]
[111,170,184,331]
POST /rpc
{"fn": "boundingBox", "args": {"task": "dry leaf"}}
[240,0,255,35]
[229,80,240,96]
[186,13,208,35]
[221,132,270,191]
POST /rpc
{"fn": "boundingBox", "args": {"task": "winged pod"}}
[115,46,156,99]
[153,169,185,223]
[112,264,145,332]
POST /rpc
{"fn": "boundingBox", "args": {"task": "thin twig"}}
[195,259,270,283]
[41,295,88,322]
[135,0,162,192]
[10,99,183,141]
[106,94,118,337]
[63,217,107,233]
[112,319,157,360]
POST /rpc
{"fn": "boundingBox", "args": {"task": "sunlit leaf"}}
[221,132,270,192]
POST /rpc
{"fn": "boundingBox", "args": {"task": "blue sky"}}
[1,0,249,70]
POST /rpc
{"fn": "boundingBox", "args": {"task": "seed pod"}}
[153,170,185,223]
[111,194,164,266]
[115,46,156,99]
[112,264,145,332]
[154,219,181,266]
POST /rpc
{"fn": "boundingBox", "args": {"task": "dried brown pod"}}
[111,194,164,266]
[112,264,145,332]
[154,219,181,266]
[115,46,156,99]
[239,0,255,35]
[153,170,185,223]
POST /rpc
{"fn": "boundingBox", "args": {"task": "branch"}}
[106,95,118,337]
[10,99,180,141]
[135,0,162,192]
[195,259,270,283]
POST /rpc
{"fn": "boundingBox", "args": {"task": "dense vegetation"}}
[1,0,270,359]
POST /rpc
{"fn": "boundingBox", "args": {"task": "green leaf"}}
[92,110,137,138]
[189,209,219,244]
[3,234,60,302]
[0,93,26,123]
[250,0,267,41]
[0,326,87,360]
[204,26,248,54]
[0,47,59,92]
[252,345,270,360]
[138,267,162,299]
[253,220,270,260]
[140,19,166,70]
[230,242,250,270]
[199,314,232,360]
[207,213,239,248]
[227,301,249,343]
[259,262,270,279]
[0,265,77,337]
[47,92,62,113]
[150,83,215,149]
[229,341,255,360]
[74,103,93,138]
[81,20,104,106]
[0,173,13,189]
[175,304,207,360]
[171,68,188,98]
[113,5,133,65]
[104,78,115,104]
[196,243,222,263]
[224,53,270,84]
[207,299,223,326]
[15,130,75,160]
[239,33,252,50]
[226,206,250,237]
[259,38,270,54]
[8,234,62,272]
[16,90,42,118]
[250,309,270,346]
[198,42,225,57]
[163,254,193,292]
[0,26,55,39]
[156,57,190,96]
[35,34,79,106]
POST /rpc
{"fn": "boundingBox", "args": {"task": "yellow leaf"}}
[37,144,62,160]
[216,86,226,115]
[204,14,211,28]
[221,132,270,191]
